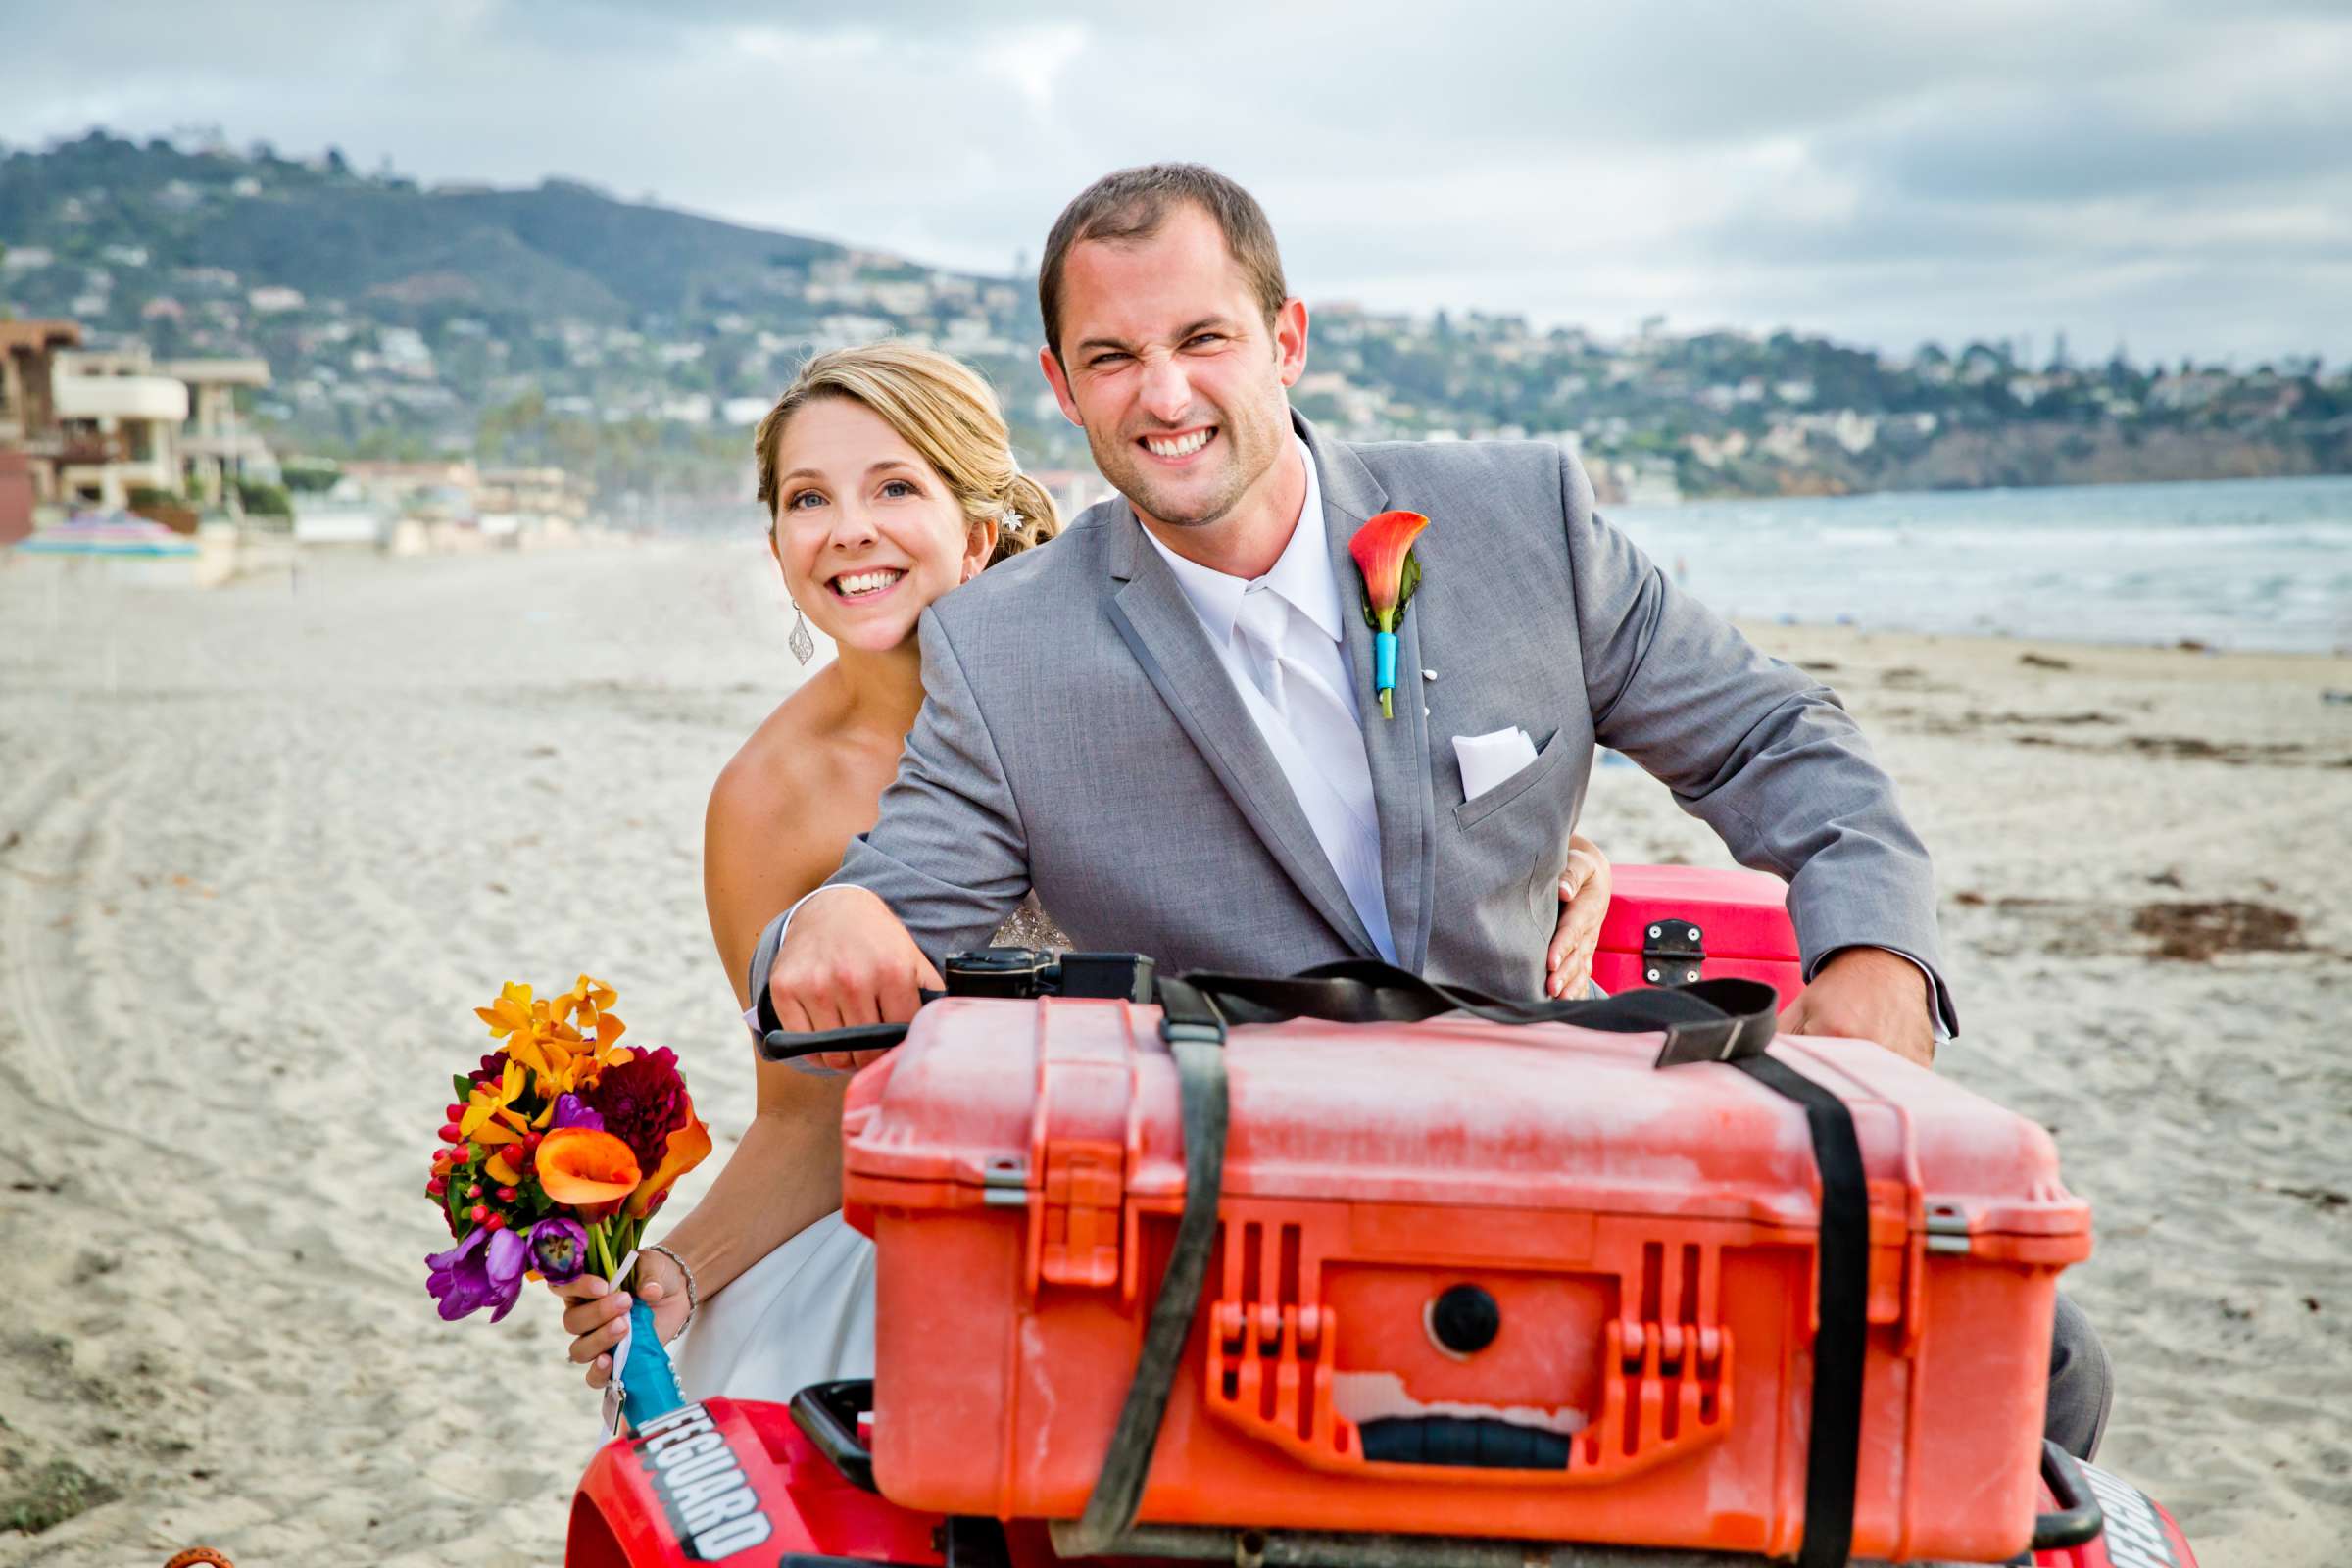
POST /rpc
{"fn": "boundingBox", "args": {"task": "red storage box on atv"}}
[834,985,2093,1563]
[1592,864,1805,1004]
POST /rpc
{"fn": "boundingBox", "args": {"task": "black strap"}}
[1724,1052,1871,1568]
[1179,958,1779,1067]
[1059,980,1231,1558]
[754,955,1776,1067]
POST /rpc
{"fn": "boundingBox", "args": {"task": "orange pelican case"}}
[839,995,2089,1563]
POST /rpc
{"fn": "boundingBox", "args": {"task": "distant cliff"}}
[1671,422,2352,502]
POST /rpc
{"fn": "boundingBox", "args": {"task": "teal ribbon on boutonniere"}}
[1348,511,1430,719]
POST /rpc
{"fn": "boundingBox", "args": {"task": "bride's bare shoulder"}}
[708,671,854,836]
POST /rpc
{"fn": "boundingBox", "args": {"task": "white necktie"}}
[1233,585,1379,840]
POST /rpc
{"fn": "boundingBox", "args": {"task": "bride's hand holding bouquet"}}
[553,1230,689,1391]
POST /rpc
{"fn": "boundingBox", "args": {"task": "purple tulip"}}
[425,1224,531,1322]
[551,1093,605,1131]
[529,1216,591,1284]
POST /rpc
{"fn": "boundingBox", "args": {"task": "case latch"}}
[1037,1139,1125,1290]
[1642,917,1705,986]
[1022,1002,1141,1298]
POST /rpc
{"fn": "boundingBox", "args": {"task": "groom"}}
[764,163,2108,1458]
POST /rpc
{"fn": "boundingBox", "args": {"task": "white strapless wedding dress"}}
[669,1209,876,1402]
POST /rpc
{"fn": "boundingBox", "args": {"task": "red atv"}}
[569,869,2200,1568]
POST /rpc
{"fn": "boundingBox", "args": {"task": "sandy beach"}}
[1,540,2345,1566]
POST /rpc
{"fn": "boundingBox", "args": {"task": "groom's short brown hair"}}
[1038,164,1289,362]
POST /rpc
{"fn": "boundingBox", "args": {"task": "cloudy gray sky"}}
[6,0,2348,366]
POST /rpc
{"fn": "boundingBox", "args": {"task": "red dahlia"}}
[585,1045,691,1171]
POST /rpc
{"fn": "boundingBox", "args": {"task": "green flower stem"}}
[589,1222,616,1285]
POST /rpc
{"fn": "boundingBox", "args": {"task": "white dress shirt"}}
[1141,438,1396,962]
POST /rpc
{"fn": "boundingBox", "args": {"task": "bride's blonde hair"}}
[754,342,1060,565]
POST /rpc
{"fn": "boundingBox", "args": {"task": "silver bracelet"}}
[643,1242,699,1339]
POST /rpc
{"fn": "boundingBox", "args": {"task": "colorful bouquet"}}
[423,976,710,1328]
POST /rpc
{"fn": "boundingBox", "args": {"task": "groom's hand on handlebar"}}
[768,886,944,1067]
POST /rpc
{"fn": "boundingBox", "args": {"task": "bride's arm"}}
[555,749,857,1382]
[644,1057,848,1298]
[668,748,855,1292]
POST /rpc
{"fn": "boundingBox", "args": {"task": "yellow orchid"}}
[521,1033,632,1099]
[473,981,537,1041]
[458,1057,527,1140]
[501,1026,569,1084]
[558,974,620,1032]
[552,975,627,1052]
[471,1108,528,1147]
[468,975,634,1101]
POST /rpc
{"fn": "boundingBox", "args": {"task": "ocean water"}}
[1607,475,2352,654]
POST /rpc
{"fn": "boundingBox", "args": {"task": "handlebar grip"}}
[746,905,939,1061]
[759,1020,913,1062]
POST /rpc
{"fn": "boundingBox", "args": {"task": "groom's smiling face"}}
[1042,202,1307,538]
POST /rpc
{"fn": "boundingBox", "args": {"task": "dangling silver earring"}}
[788,603,815,665]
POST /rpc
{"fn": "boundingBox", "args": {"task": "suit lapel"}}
[1306,416,1438,970]
[1104,511,1382,958]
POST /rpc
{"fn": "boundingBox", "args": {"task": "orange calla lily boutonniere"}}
[1348,510,1431,718]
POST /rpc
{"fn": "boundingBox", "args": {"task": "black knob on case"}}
[1429,1283,1501,1355]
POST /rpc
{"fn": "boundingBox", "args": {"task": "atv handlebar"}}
[749,934,1155,1063]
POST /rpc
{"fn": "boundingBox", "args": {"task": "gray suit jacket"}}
[827,412,1955,1031]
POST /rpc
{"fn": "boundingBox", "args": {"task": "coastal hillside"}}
[0,132,845,322]
[3,129,2347,503]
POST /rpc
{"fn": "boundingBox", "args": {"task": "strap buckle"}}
[1155,977,1229,1048]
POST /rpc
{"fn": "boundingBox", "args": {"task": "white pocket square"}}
[1453,725,1540,800]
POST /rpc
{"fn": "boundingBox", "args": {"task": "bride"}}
[554,341,1612,1401]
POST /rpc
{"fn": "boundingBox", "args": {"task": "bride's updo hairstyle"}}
[754,342,1060,566]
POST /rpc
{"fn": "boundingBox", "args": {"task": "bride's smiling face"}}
[768,396,993,654]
